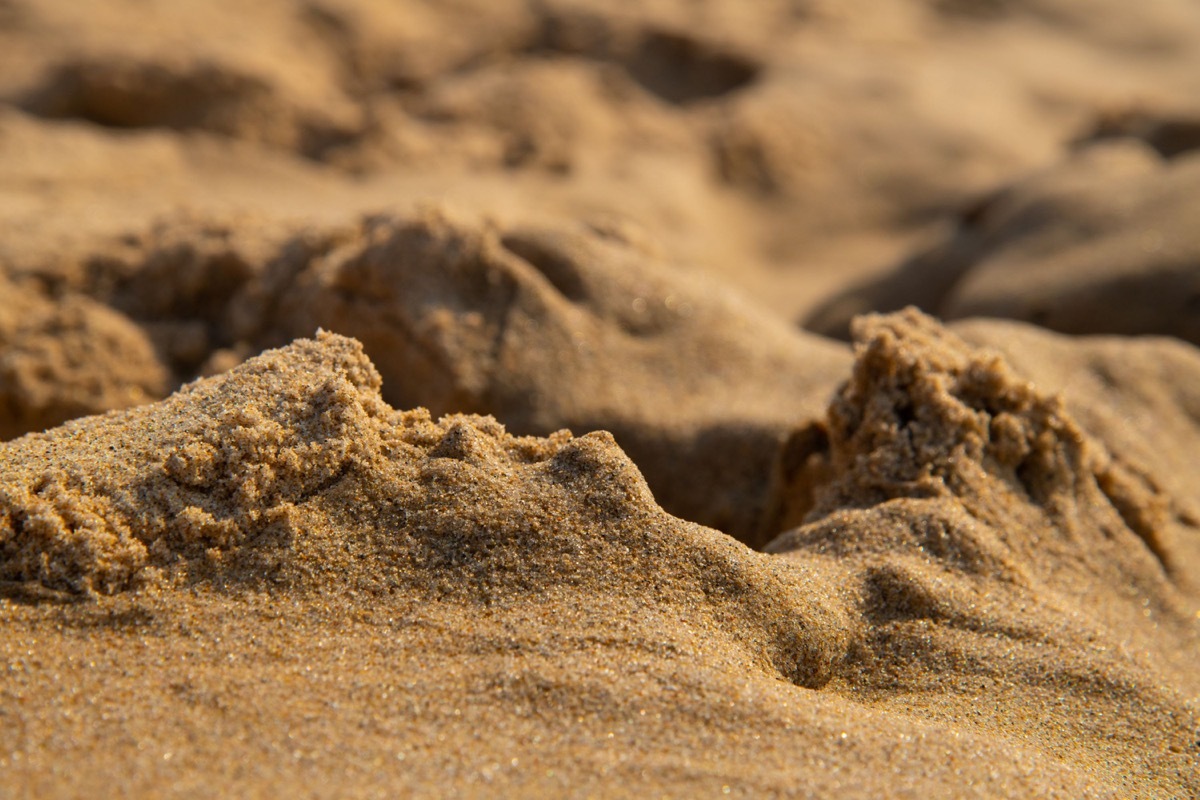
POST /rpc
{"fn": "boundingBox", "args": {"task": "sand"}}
[2,318,1197,797]
[2,1,1199,797]
[805,142,1200,344]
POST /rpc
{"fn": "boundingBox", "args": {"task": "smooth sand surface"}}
[2,1,1199,797]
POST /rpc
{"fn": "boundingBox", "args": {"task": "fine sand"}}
[2,1,1200,798]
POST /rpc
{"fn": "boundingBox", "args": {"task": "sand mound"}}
[805,142,1200,344]
[768,309,1200,797]
[399,57,693,175]
[774,309,1198,593]
[0,276,168,441]
[710,65,1021,233]
[261,209,849,544]
[0,331,848,686]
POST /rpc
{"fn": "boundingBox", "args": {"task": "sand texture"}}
[2,1,1200,797]
[2,322,1196,797]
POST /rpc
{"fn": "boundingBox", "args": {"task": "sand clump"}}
[952,318,1200,533]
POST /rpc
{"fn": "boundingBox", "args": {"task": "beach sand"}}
[2,1,1199,797]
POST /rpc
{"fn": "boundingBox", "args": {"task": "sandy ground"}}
[1,1,1199,797]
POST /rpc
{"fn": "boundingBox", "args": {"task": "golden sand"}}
[3,314,1197,797]
[3,1,1200,797]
